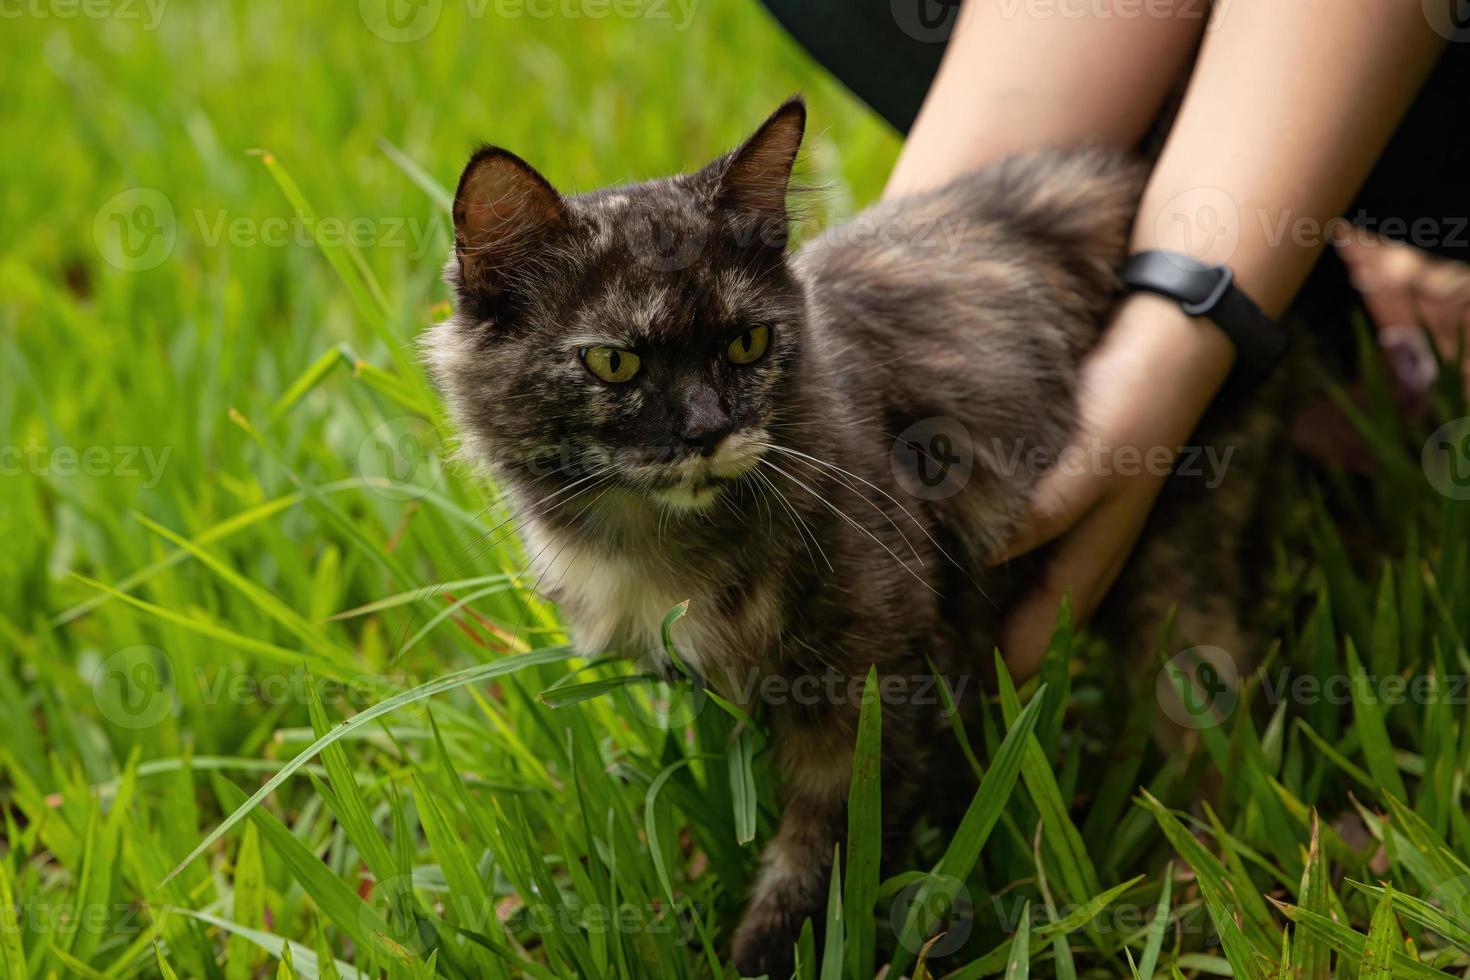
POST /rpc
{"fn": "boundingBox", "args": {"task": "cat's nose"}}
[674,384,733,457]
[679,416,733,458]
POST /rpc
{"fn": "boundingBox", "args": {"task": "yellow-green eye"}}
[582,346,641,383]
[726,325,770,365]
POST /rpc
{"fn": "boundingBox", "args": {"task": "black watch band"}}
[1120,251,1288,397]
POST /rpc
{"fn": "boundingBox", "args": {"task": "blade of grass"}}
[1135,862,1173,980]
[888,676,1049,977]
[1271,903,1459,980]
[1004,900,1031,980]
[175,909,364,980]
[1137,790,1271,980]
[163,645,575,884]
[844,665,882,980]
[226,822,267,980]
[1294,810,1333,980]
[995,659,1102,907]
[1358,883,1399,980]
[819,845,844,980]
[1345,880,1470,951]
[947,876,1145,980]
[727,724,758,847]
[1345,638,1409,804]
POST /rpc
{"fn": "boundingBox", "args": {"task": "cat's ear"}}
[452,146,568,298]
[711,96,806,226]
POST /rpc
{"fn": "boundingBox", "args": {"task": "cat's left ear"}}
[710,96,806,228]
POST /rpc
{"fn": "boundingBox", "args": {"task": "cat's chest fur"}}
[522,517,779,685]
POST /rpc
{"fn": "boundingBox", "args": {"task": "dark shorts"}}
[758,0,1470,262]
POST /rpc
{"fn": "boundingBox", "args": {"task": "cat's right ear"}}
[714,96,806,220]
[452,146,568,299]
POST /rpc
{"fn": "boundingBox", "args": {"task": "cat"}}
[423,97,1276,976]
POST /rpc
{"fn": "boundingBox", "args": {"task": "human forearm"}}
[1136,0,1446,317]
[994,0,1447,674]
[885,0,1207,197]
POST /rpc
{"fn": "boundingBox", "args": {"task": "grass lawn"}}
[3,2,1470,977]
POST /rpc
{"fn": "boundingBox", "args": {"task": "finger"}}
[1341,234,1427,332]
[1415,256,1470,359]
[994,292,1230,565]
[998,482,1157,678]
[1359,283,1423,335]
[990,459,1109,565]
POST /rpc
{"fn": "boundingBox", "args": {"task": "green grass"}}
[4,3,1470,978]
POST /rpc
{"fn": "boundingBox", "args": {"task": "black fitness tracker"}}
[1121,251,1288,397]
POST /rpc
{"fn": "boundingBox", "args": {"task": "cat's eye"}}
[726,325,771,365]
[581,346,641,383]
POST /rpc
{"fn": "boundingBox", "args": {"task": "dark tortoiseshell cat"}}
[424,98,1272,976]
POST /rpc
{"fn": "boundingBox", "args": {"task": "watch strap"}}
[1120,251,1288,396]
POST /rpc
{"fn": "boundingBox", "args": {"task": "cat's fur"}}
[423,98,1274,976]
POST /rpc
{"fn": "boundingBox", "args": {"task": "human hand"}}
[1338,233,1470,393]
[991,293,1236,678]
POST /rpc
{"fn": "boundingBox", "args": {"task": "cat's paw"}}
[730,903,805,979]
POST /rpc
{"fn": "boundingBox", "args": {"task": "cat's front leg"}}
[731,711,853,977]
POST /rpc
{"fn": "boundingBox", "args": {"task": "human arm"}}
[885,0,1446,675]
